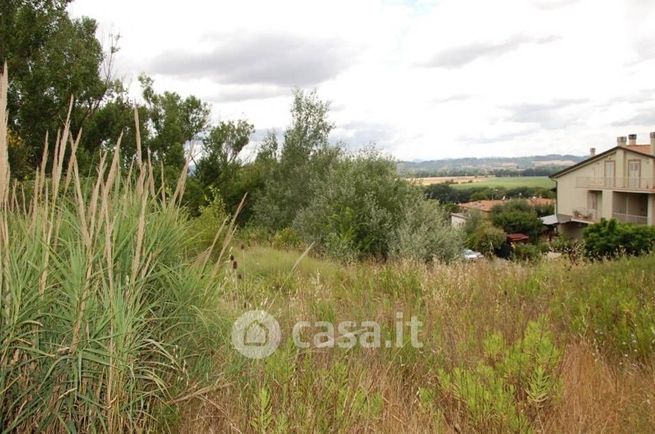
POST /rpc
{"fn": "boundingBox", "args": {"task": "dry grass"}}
[179,250,655,433]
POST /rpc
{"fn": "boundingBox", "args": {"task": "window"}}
[604,161,615,187]
[628,160,641,189]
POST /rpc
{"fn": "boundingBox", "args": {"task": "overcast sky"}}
[69,0,655,161]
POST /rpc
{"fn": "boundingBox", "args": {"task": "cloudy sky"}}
[69,0,655,161]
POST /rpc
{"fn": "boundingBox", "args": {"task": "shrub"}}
[583,218,655,259]
[187,187,228,252]
[467,220,506,256]
[491,200,543,240]
[295,151,462,262]
[513,243,544,262]
[463,208,484,235]
[271,227,303,250]
[390,198,463,263]
[438,319,561,432]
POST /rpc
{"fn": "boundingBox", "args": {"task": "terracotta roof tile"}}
[625,144,653,155]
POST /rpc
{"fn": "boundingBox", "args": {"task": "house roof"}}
[459,198,555,213]
[626,144,653,155]
[459,199,505,213]
[506,233,529,242]
[540,214,559,226]
[540,213,571,226]
[550,144,655,179]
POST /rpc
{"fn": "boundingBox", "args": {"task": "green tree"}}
[191,119,254,216]
[1,0,108,175]
[294,151,410,260]
[139,74,210,170]
[391,197,463,263]
[252,89,340,230]
[294,150,461,261]
[78,80,145,172]
[491,199,543,240]
[467,220,505,256]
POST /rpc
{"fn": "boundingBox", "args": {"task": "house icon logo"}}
[231,310,281,359]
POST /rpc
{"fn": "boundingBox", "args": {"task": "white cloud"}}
[69,0,655,160]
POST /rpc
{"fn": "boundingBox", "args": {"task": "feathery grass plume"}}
[0,66,231,432]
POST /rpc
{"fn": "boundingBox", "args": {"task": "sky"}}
[68,0,655,161]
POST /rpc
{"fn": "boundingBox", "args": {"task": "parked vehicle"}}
[462,249,484,261]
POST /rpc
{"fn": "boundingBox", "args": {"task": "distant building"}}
[450,197,556,226]
[550,132,655,238]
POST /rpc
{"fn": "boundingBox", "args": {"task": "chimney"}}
[590,147,596,157]
[650,132,655,150]
[617,136,627,147]
[628,133,637,146]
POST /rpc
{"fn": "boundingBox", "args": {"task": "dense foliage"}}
[425,182,555,205]
[583,218,655,259]
[294,151,461,261]
[491,199,544,240]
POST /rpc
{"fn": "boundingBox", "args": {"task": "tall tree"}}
[189,119,254,217]
[253,89,341,230]
[139,74,210,170]
[0,0,108,176]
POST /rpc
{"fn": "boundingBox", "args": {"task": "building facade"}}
[551,133,655,238]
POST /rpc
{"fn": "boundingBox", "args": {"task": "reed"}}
[0,66,229,433]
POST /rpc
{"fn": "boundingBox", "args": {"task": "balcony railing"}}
[613,213,648,224]
[576,177,655,191]
[572,207,598,222]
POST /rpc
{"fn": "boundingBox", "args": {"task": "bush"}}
[390,198,463,263]
[295,151,462,262]
[271,227,304,250]
[491,199,543,240]
[513,243,544,262]
[466,220,506,256]
[187,187,228,252]
[583,218,655,259]
[438,319,561,432]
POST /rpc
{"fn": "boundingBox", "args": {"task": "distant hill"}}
[397,154,586,176]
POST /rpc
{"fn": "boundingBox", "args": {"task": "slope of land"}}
[182,246,655,433]
[398,154,585,175]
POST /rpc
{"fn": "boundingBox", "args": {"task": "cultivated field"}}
[409,175,556,190]
[407,175,491,186]
[450,175,556,190]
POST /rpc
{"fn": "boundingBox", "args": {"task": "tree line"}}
[2,0,463,262]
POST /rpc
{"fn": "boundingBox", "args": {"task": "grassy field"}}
[180,246,655,433]
[451,175,556,190]
[2,68,654,432]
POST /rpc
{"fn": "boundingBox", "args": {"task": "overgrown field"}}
[1,67,654,433]
[182,246,655,433]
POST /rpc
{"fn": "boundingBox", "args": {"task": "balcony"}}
[572,207,598,223]
[613,212,648,224]
[576,177,655,191]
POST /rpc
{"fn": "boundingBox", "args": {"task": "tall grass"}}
[0,66,231,432]
[186,246,655,433]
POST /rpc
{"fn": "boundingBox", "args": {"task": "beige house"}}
[551,133,655,238]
